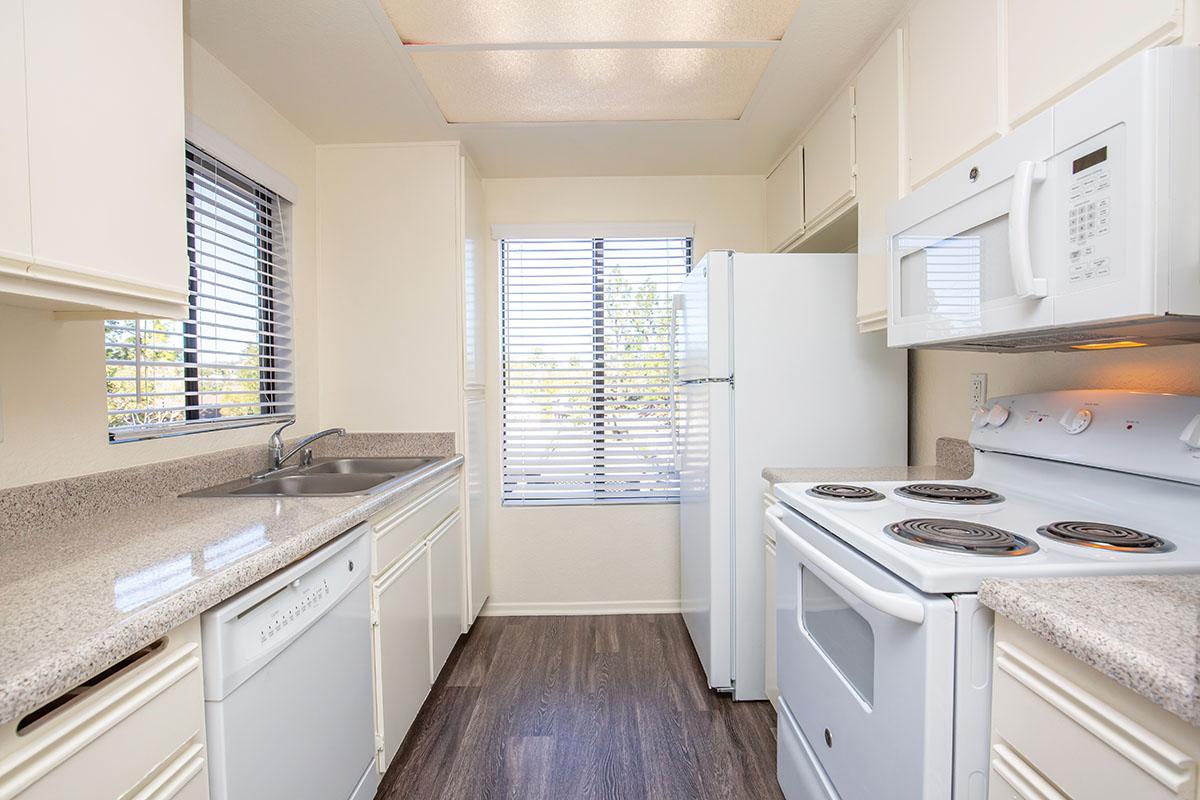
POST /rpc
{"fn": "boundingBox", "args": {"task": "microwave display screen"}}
[1072,146,1108,174]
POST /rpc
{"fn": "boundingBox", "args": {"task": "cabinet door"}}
[23,0,186,296]
[428,513,465,681]
[906,0,1001,187]
[1005,0,1182,126]
[0,0,30,269]
[763,537,778,709]
[764,145,804,251]
[803,86,856,227]
[373,545,431,772]
[854,30,903,332]
[465,395,489,623]
[462,156,486,387]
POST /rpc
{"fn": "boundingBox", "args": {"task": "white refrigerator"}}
[675,251,907,700]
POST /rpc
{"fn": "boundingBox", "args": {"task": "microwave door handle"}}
[1009,160,1049,299]
[766,512,926,624]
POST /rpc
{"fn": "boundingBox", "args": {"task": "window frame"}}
[499,234,693,506]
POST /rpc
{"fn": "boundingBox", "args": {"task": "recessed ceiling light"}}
[382,0,804,45]
[409,47,774,123]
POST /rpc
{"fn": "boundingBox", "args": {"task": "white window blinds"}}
[104,142,294,442]
[501,236,692,505]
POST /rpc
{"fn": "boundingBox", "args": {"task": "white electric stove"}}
[768,390,1200,800]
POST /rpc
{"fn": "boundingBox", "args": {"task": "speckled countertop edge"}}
[0,454,462,726]
[980,575,1200,726]
[761,437,974,485]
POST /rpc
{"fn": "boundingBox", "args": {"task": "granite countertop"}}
[0,450,462,727]
[762,436,974,485]
[980,575,1200,726]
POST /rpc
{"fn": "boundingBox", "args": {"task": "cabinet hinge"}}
[370,608,380,627]
[375,734,385,753]
[850,104,857,119]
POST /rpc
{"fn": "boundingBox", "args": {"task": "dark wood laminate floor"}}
[377,614,784,800]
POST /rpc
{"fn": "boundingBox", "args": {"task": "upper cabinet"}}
[0,0,31,271]
[0,0,187,319]
[905,0,1001,188]
[854,30,903,332]
[1005,0,1184,126]
[764,145,804,252]
[461,155,486,388]
[802,85,856,229]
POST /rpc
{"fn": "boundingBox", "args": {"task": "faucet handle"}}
[270,417,297,442]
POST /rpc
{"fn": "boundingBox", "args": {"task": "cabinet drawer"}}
[0,620,207,800]
[989,741,1067,800]
[372,477,459,575]
[991,640,1196,800]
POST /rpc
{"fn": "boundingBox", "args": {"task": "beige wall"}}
[911,344,1200,464]
[314,142,463,436]
[0,38,319,489]
[481,175,764,612]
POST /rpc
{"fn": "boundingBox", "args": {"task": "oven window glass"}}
[897,216,1011,325]
[801,566,875,705]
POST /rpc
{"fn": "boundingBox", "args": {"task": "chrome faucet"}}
[265,418,347,473]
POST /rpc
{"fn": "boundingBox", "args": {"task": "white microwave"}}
[887,46,1200,352]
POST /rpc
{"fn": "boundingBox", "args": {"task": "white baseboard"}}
[478,598,681,617]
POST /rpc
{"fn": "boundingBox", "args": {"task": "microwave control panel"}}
[1061,132,1122,290]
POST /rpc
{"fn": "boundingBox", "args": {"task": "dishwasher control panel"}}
[201,524,371,700]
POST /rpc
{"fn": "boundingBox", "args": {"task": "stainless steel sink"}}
[302,457,437,475]
[182,455,445,497]
[227,473,395,496]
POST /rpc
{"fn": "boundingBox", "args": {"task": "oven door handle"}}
[766,512,926,625]
[1009,160,1049,300]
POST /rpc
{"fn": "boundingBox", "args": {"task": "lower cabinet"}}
[762,490,779,710]
[428,513,465,681]
[0,618,208,800]
[372,545,431,773]
[369,474,466,774]
[990,616,1200,800]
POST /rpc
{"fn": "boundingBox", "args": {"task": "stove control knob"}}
[1059,407,1093,435]
[971,406,990,429]
[1180,413,1200,449]
[986,403,1010,428]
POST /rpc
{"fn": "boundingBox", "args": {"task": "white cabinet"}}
[1005,0,1183,126]
[428,513,465,680]
[989,616,1200,800]
[0,0,188,318]
[764,536,778,710]
[372,545,431,773]
[853,29,903,332]
[0,618,208,800]
[906,0,1001,187]
[764,145,804,251]
[802,85,856,229]
[464,393,489,623]
[461,156,486,388]
[0,0,31,272]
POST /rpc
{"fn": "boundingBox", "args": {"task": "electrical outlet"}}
[970,373,988,407]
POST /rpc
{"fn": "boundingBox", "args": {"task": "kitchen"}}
[1,1,1199,799]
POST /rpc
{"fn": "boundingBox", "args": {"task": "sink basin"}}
[181,455,447,497]
[302,457,437,475]
[227,473,394,496]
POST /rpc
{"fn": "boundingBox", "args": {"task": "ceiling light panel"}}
[382,0,803,44]
[410,47,773,123]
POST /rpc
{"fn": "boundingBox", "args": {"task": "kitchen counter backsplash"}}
[0,431,454,542]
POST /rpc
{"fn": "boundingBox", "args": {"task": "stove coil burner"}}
[806,484,885,502]
[1038,521,1174,553]
[895,483,1004,505]
[886,518,1039,556]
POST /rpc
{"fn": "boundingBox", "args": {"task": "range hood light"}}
[1069,340,1149,351]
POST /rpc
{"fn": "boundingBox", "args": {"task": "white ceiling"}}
[184,0,910,178]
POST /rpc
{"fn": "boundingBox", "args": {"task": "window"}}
[104,143,293,442]
[500,235,692,505]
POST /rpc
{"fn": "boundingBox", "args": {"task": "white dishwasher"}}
[202,524,379,800]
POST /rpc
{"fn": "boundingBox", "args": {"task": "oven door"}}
[768,505,956,800]
[888,111,1056,348]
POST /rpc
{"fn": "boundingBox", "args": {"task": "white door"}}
[373,545,431,772]
[769,505,956,800]
[889,112,1056,348]
[676,252,733,691]
[464,393,489,623]
[428,512,465,681]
